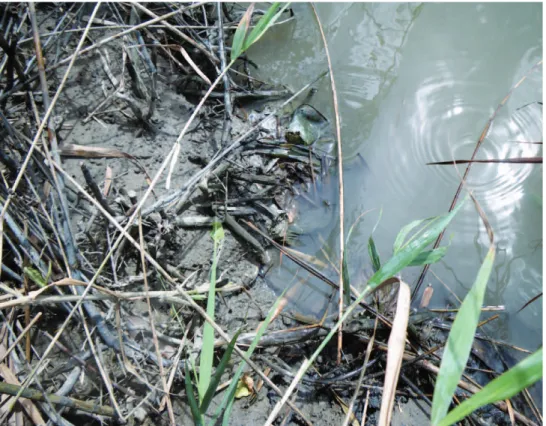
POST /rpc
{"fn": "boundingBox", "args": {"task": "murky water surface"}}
[250,3,542,351]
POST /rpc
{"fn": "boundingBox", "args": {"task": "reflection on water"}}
[251,3,542,353]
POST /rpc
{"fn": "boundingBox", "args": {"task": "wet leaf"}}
[367,197,466,294]
[438,348,543,426]
[392,218,426,254]
[408,247,447,266]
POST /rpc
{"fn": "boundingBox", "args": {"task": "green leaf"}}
[367,198,466,293]
[23,266,47,287]
[438,348,543,426]
[200,329,242,415]
[199,221,225,401]
[368,236,381,272]
[207,292,286,426]
[430,243,495,424]
[211,220,225,246]
[185,364,203,426]
[231,4,255,61]
[408,247,447,267]
[242,3,290,52]
[392,218,426,254]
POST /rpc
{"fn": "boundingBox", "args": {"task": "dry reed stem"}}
[81,318,124,419]
[47,161,312,425]
[2,2,103,410]
[310,3,346,365]
[378,281,411,426]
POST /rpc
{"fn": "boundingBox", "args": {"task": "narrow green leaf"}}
[211,220,225,246]
[438,348,543,426]
[367,198,466,293]
[368,236,381,272]
[408,247,447,267]
[231,4,255,61]
[392,218,425,254]
[207,292,286,426]
[199,221,225,401]
[248,199,467,424]
[185,364,203,426]
[242,3,290,52]
[23,267,47,287]
[200,329,242,415]
[430,244,495,425]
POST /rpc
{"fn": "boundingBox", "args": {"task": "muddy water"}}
[249,3,542,351]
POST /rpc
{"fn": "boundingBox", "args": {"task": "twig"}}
[310,3,345,365]
[0,381,116,418]
[132,2,219,65]
[80,163,116,216]
[216,3,232,148]
[48,160,313,425]
[138,213,175,425]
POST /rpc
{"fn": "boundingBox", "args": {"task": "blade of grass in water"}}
[262,198,467,421]
[368,236,381,272]
[198,221,224,400]
[430,243,495,424]
[438,348,543,426]
[243,3,289,51]
[408,247,447,267]
[230,3,254,61]
[230,3,291,62]
[392,218,425,254]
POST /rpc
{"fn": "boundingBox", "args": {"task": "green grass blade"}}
[231,4,255,61]
[198,221,225,401]
[255,199,467,421]
[408,247,447,267]
[438,348,543,426]
[430,244,495,425]
[185,364,203,426]
[207,293,286,426]
[392,219,424,254]
[200,329,242,415]
[367,198,466,292]
[243,3,290,52]
[368,236,381,272]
